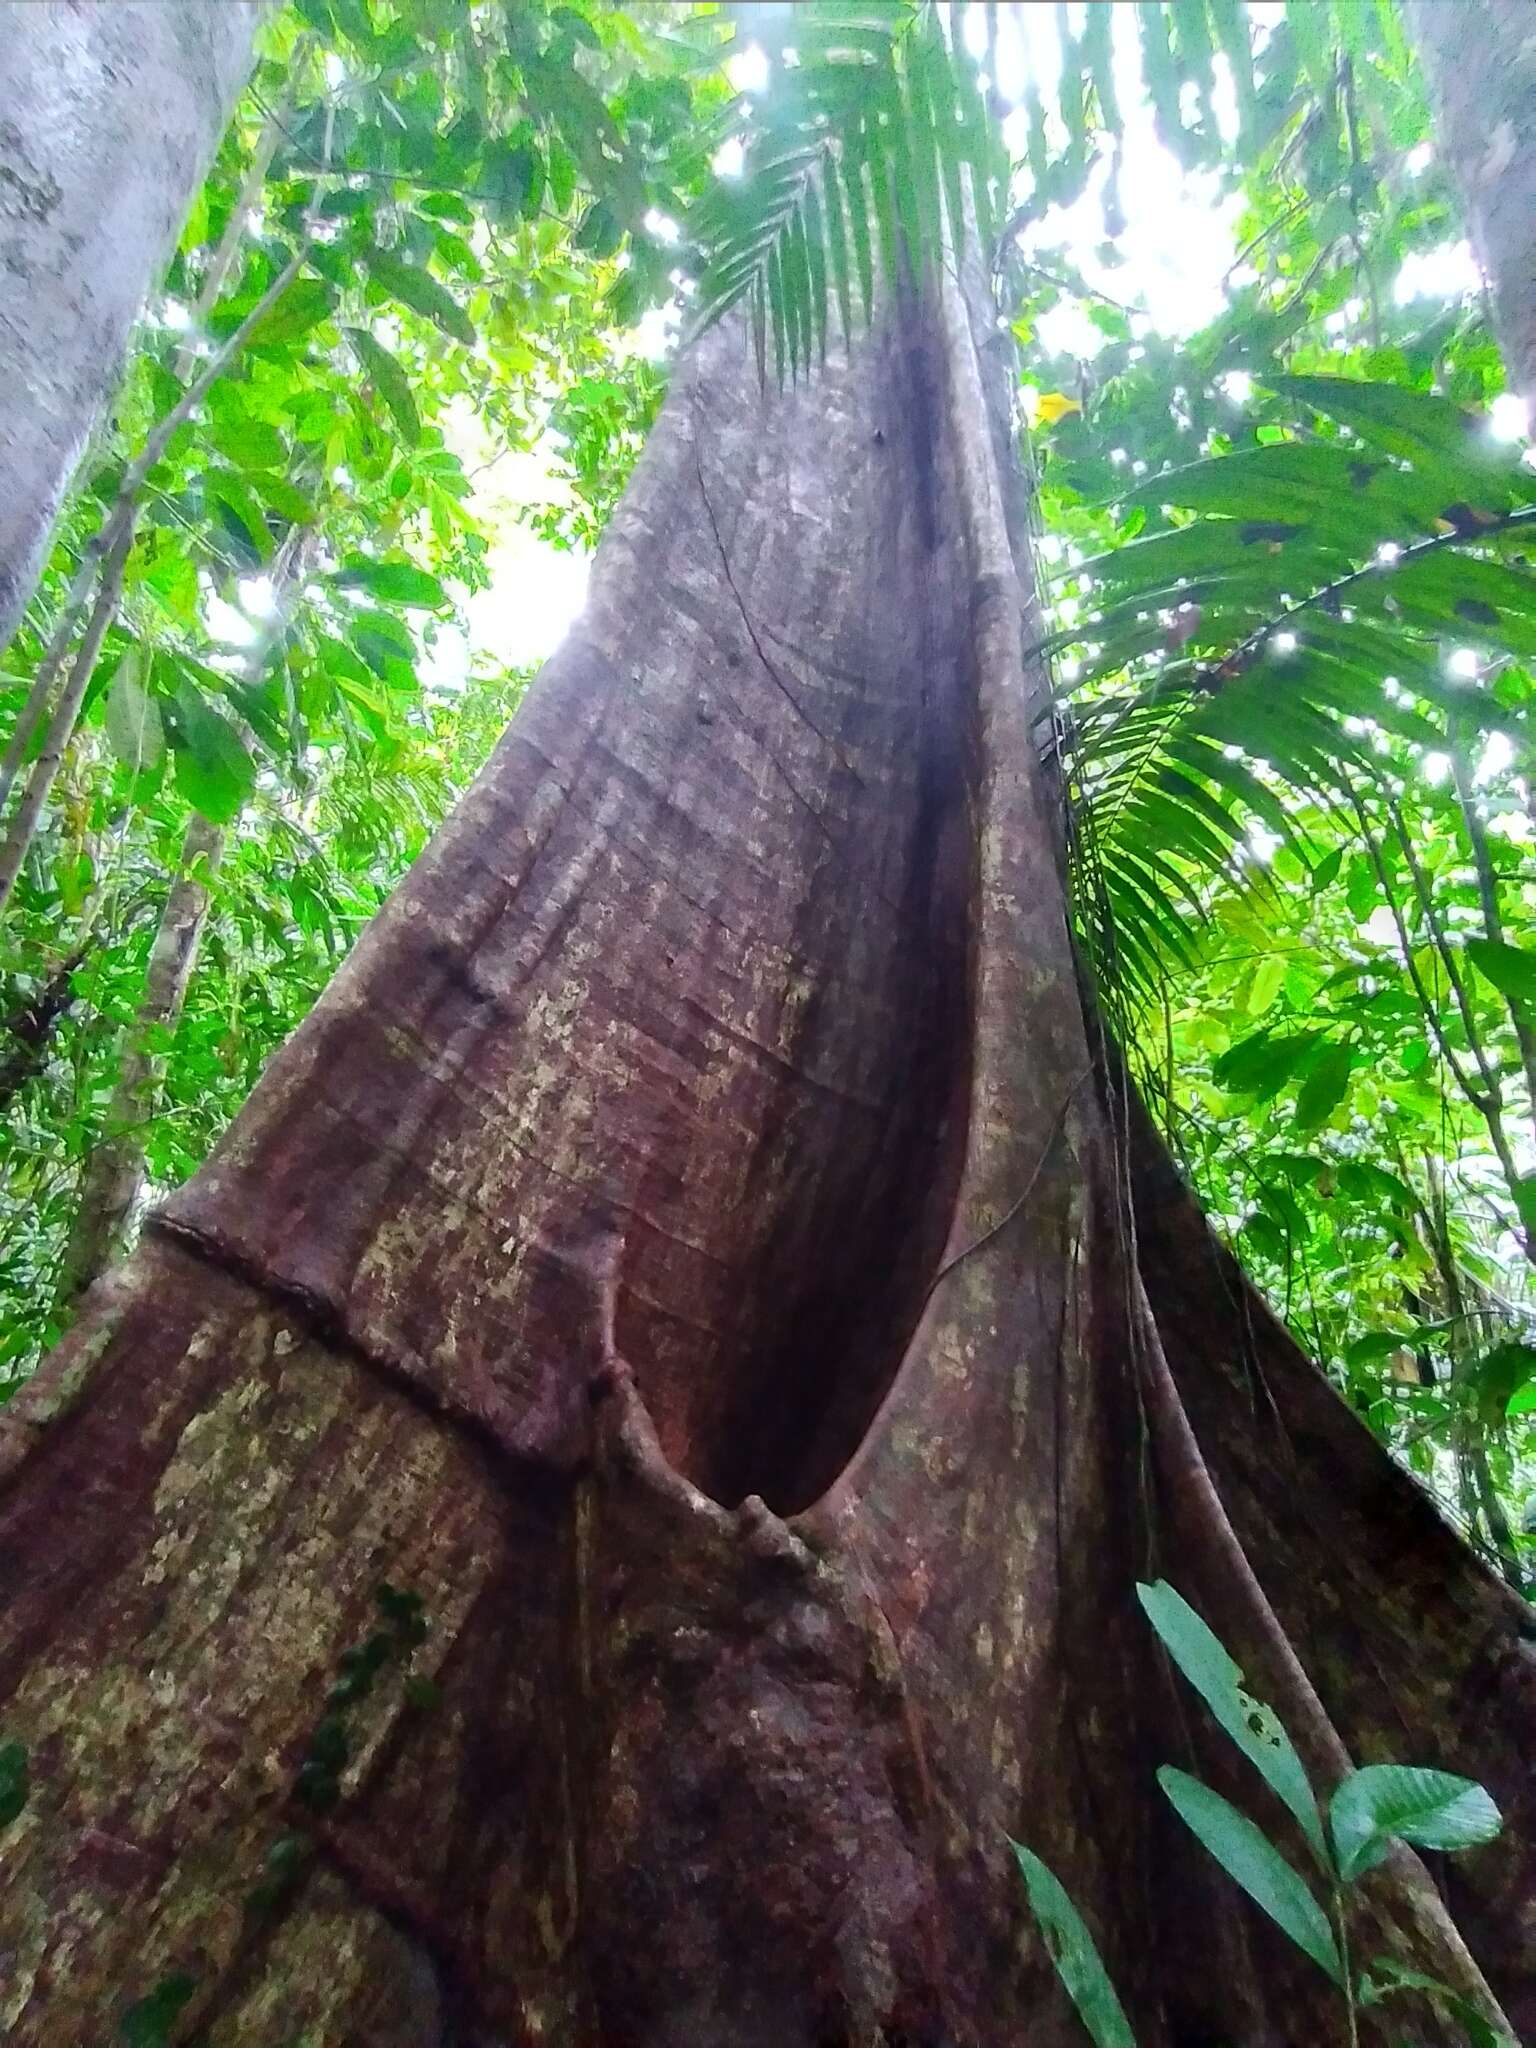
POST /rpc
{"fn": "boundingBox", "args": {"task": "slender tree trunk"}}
[0,0,258,653]
[0,266,1530,2046]
[52,812,223,1310]
[52,525,313,1306]
[1408,0,1536,410]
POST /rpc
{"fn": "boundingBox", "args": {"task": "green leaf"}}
[1157,1768,1342,1983]
[1268,375,1514,511]
[1329,1765,1502,1883]
[1125,443,1454,549]
[335,559,447,609]
[206,473,273,565]
[365,249,475,346]
[103,649,165,776]
[1293,1041,1353,1136]
[574,199,623,258]
[345,328,421,447]
[1137,1582,1326,1867]
[0,1739,29,1828]
[1011,1843,1139,2048]
[120,1975,198,2048]
[1507,1381,1536,1418]
[249,274,335,348]
[208,416,287,470]
[171,687,254,826]
[820,156,854,346]
[1469,1340,1536,1424]
[1360,1956,1516,2048]
[1465,938,1536,1007]
[482,137,543,223]
[1211,1029,1323,1100]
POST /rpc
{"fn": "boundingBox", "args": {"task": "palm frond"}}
[1063,378,1536,1009]
[687,2,1004,380]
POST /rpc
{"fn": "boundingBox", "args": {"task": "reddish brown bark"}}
[0,272,1530,2046]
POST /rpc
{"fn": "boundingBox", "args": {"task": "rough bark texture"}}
[1409,0,1536,410]
[0,0,259,651]
[0,272,1531,2047]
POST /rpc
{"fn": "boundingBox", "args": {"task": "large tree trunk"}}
[0,0,259,651]
[1408,0,1536,411]
[0,263,1530,2045]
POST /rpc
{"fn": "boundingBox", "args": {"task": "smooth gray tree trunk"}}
[1409,0,1536,410]
[0,0,259,650]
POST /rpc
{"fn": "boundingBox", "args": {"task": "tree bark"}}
[0,0,259,653]
[0,269,1530,2047]
[1408,0,1536,411]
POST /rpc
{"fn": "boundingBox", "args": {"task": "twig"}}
[0,522,134,917]
[175,100,289,380]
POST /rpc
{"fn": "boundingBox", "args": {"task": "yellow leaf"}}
[1036,391,1082,425]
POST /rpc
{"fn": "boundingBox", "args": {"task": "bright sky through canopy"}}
[309,3,1500,682]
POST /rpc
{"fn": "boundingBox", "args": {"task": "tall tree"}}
[0,8,1532,2046]
[1409,0,1536,407]
[0,1,259,648]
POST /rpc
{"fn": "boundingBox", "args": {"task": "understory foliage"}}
[0,0,1532,1585]
[1017,1582,1511,2047]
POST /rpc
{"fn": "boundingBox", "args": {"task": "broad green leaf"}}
[574,199,623,258]
[1137,1582,1326,1866]
[1136,3,1194,167]
[1157,1768,1342,1983]
[171,687,254,826]
[1207,0,1254,134]
[841,150,875,324]
[365,249,475,346]
[1465,938,1536,1007]
[1329,1765,1502,1882]
[1082,0,1120,132]
[103,650,165,776]
[1247,955,1285,1016]
[482,137,543,223]
[1011,1843,1138,2048]
[249,274,335,348]
[335,559,447,609]
[208,417,287,470]
[767,238,788,387]
[1211,1029,1323,1101]
[800,180,828,366]
[1508,1381,1536,1418]
[1293,1040,1353,1136]
[345,328,421,447]
[206,472,273,564]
